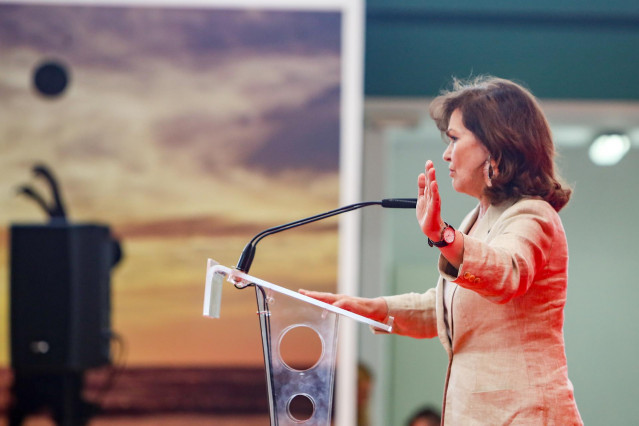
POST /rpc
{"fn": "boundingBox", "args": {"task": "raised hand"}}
[416,160,445,242]
[298,289,388,323]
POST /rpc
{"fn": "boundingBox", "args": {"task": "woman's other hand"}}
[298,290,389,323]
[417,160,445,241]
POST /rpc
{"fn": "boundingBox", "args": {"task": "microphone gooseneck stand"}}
[231,198,415,426]
[235,198,416,274]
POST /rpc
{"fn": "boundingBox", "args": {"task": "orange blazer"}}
[383,198,583,425]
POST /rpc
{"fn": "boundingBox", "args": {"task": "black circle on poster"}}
[33,61,70,97]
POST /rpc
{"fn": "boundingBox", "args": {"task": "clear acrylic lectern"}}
[203,259,392,426]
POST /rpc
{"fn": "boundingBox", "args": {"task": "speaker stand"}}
[8,370,99,426]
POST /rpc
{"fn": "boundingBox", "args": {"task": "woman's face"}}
[442,108,490,199]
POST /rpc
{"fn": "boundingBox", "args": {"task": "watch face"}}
[443,227,455,244]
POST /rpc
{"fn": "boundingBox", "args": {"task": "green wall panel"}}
[366,0,639,15]
[364,1,639,99]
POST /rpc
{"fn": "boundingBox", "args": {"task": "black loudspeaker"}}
[10,223,116,373]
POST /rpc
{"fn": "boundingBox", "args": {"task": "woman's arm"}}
[441,200,559,304]
[383,289,438,338]
[297,290,389,323]
[299,289,439,339]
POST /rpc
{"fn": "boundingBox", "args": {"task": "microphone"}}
[17,164,68,222]
[235,198,417,273]
[380,198,418,209]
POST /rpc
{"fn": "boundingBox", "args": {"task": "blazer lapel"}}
[472,199,518,239]
[436,205,480,357]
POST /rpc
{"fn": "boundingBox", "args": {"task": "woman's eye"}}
[443,131,457,145]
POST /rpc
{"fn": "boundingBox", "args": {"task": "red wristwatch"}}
[428,222,455,248]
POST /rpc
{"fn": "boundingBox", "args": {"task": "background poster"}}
[0,1,344,371]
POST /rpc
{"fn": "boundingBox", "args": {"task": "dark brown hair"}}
[429,76,571,211]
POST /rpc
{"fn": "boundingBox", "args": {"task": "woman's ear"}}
[483,159,491,187]
[483,156,498,187]
[489,157,499,179]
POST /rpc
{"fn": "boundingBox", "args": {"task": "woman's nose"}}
[443,143,452,162]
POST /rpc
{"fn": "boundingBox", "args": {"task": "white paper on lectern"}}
[202,261,393,333]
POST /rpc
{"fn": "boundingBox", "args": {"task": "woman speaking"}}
[301,76,583,425]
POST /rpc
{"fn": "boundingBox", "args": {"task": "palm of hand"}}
[417,161,443,241]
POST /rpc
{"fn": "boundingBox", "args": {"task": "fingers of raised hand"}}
[430,180,440,210]
[427,164,437,181]
[417,173,426,197]
[425,159,434,172]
